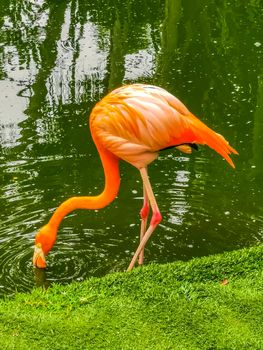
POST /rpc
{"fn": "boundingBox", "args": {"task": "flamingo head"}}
[33,224,57,269]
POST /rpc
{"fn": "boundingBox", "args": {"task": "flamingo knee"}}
[150,211,162,226]
[140,202,150,220]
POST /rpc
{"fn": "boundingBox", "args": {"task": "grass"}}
[0,245,262,350]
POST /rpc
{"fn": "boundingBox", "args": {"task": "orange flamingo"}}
[33,84,237,270]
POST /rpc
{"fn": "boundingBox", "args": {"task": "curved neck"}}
[48,146,120,231]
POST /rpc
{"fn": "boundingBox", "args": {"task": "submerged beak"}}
[33,243,46,269]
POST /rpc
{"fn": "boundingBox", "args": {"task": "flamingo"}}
[33,84,237,270]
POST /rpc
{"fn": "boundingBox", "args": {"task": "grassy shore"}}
[0,245,262,350]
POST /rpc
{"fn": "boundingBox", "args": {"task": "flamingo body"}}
[33,84,237,270]
[90,84,236,168]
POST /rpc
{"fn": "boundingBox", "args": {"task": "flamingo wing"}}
[90,84,237,169]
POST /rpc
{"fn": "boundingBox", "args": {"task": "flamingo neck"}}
[48,146,120,233]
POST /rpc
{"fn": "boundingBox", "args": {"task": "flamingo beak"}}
[33,243,46,269]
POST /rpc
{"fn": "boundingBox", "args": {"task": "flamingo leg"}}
[128,167,162,271]
[138,182,150,265]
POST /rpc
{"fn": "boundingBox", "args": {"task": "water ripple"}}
[0,153,262,297]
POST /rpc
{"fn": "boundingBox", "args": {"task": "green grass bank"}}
[0,245,262,350]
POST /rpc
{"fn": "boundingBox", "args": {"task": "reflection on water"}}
[0,81,28,147]
[0,0,262,296]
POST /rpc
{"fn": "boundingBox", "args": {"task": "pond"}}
[0,0,262,296]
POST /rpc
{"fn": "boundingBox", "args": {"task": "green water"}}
[0,0,262,296]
